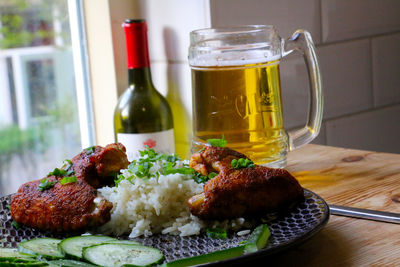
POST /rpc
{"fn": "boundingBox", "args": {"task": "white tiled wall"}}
[371,33,400,107]
[209,0,322,44]
[321,0,400,43]
[124,0,400,154]
[326,106,400,153]
[208,0,400,154]
[317,39,373,120]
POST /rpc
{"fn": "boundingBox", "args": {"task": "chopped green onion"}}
[5,204,10,210]
[60,176,77,185]
[208,172,218,179]
[48,168,67,177]
[207,135,227,148]
[62,159,75,176]
[192,173,208,184]
[114,174,126,186]
[206,228,227,239]
[37,178,57,192]
[162,162,194,175]
[63,159,72,165]
[192,171,219,184]
[11,221,20,229]
[231,158,255,169]
[84,146,96,155]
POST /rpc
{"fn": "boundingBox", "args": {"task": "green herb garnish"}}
[207,135,227,148]
[208,172,218,179]
[37,178,57,192]
[48,167,67,177]
[5,205,10,210]
[162,162,195,175]
[231,158,255,169]
[193,173,208,184]
[84,146,96,155]
[60,176,77,185]
[192,172,218,184]
[116,147,187,185]
[206,228,227,239]
[48,160,75,177]
[114,174,126,186]
[62,159,75,176]
[11,221,20,229]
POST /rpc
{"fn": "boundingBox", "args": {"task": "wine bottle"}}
[114,19,174,161]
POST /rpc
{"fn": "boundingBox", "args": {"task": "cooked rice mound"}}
[98,157,247,238]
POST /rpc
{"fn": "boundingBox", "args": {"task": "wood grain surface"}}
[261,144,400,267]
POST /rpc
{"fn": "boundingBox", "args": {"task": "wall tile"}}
[140,0,210,62]
[318,39,373,119]
[326,105,400,153]
[372,33,400,107]
[321,0,400,43]
[210,0,321,44]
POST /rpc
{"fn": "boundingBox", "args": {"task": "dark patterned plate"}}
[0,189,329,265]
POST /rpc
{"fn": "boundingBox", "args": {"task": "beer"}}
[191,59,288,166]
[189,25,323,168]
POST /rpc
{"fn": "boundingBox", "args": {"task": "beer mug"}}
[188,25,323,168]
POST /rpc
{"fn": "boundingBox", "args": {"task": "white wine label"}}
[117,129,175,161]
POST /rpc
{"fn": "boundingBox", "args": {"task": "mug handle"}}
[283,30,323,150]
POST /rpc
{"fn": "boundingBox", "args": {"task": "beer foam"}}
[189,50,281,67]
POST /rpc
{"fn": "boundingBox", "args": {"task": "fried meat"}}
[188,145,304,219]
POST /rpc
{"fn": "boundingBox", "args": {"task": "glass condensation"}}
[0,0,81,195]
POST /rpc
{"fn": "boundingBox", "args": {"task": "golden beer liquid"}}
[191,60,288,165]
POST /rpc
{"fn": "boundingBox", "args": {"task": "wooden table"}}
[261,144,400,266]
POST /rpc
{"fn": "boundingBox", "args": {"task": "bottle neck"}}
[123,20,150,69]
[128,67,153,88]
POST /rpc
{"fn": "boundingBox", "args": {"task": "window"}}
[0,0,93,195]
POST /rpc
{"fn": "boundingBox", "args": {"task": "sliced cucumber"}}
[162,245,245,267]
[104,240,140,245]
[58,235,117,259]
[0,257,48,266]
[83,243,164,267]
[18,238,64,260]
[244,224,270,253]
[47,259,96,267]
[0,248,35,259]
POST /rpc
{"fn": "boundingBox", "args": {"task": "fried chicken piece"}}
[72,143,130,188]
[10,143,129,232]
[189,145,248,176]
[188,145,304,220]
[11,177,112,232]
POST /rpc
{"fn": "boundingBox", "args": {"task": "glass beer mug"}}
[189,26,323,168]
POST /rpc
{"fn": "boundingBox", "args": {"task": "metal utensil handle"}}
[330,204,400,224]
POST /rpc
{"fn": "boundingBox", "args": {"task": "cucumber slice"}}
[0,257,48,266]
[162,245,245,267]
[58,235,117,259]
[244,224,270,253]
[18,238,64,260]
[83,243,164,267]
[104,240,140,245]
[47,259,96,267]
[0,248,35,259]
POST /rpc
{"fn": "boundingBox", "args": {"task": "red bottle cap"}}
[122,19,150,69]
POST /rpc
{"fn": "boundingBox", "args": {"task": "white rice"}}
[98,156,249,238]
